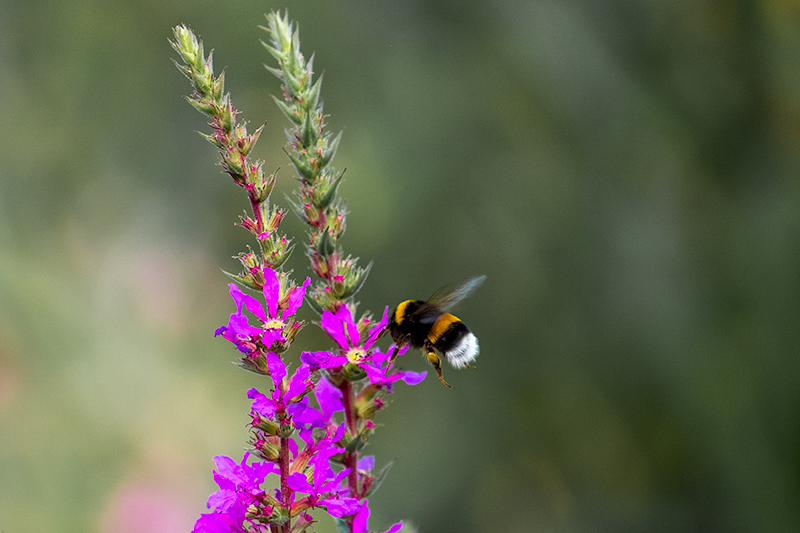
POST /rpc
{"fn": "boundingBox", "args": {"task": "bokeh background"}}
[2,0,800,531]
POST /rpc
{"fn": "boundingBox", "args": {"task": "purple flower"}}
[217,268,310,351]
[206,452,275,513]
[319,305,388,364]
[352,499,403,533]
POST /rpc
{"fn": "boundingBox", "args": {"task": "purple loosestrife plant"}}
[171,11,432,533]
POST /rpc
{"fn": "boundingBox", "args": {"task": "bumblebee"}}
[387,275,486,388]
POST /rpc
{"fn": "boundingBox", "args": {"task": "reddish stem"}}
[277,381,292,533]
[249,189,264,234]
[340,379,360,502]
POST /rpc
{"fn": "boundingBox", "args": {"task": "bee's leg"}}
[426,351,453,389]
[387,342,403,367]
[465,364,477,370]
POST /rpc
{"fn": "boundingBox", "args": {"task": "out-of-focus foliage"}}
[1,1,799,532]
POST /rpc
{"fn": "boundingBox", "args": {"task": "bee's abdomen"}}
[429,314,479,368]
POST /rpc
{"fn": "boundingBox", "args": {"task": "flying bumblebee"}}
[387,275,486,388]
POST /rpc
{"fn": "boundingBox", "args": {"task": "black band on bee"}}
[427,313,464,345]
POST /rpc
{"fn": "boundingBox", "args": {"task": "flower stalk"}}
[171,24,294,292]
[173,12,424,533]
[261,12,371,315]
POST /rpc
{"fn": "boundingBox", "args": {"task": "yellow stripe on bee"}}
[428,313,460,344]
[395,300,412,325]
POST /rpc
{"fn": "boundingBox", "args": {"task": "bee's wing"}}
[424,275,486,313]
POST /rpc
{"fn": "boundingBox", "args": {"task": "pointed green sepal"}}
[318,130,342,169]
[198,130,224,149]
[259,38,284,63]
[306,72,323,110]
[285,150,315,182]
[299,108,318,148]
[221,270,260,291]
[263,63,285,82]
[316,229,336,257]
[270,94,302,125]
[171,58,193,81]
[219,94,233,132]
[284,194,313,226]
[344,260,373,298]
[185,95,216,117]
[211,68,226,100]
[319,169,345,208]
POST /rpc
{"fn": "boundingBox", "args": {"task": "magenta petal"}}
[286,472,314,494]
[261,329,287,349]
[229,283,267,322]
[213,455,242,482]
[262,267,280,319]
[335,305,360,347]
[352,500,370,533]
[322,497,361,518]
[285,276,311,317]
[266,352,287,384]
[314,376,344,422]
[399,370,427,386]
[301,350,348,370]
[358,456,375,472]
[206,488,237,511]
[364,306,389,349]
[385,521,404,533]
[286,364,310,399]
[248,388,277,418]
[363,363,387,385]
[227,312,262,337]
[321,309,349,351]
[332,422,346,442]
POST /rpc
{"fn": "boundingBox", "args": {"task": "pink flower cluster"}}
[196,267,423,532]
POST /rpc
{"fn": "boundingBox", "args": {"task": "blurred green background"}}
[2,0,800,531]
